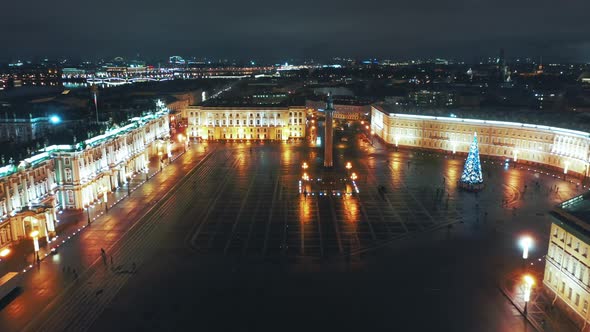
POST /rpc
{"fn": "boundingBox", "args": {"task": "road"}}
[0,135,581,332]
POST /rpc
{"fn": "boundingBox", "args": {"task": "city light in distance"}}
[50,115,61,124]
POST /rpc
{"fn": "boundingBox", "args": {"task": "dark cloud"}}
[0,0,588,61]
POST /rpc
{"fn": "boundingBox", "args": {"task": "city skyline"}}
[1,0,589,62]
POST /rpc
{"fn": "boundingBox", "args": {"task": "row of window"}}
[548,243,590,288]
[188,112,304,118]
[548,269,589,314]
[553,228,589,257]
[204,119,301,126]
[392,119,561,142]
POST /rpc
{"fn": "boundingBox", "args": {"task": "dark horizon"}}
[1,0,589,63]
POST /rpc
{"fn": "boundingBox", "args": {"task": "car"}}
[340,137,348,142]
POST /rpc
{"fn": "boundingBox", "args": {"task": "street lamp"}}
[302,162,308,170]
[345,162,352,171]
[520,236,533,266]
[0,248,10,258]
[127,175,131,195]
[178,133,186,152]
[302,172,309,181]
[30,230,40,262]
[523,275,535,315]
[86,204,91,225]
[351,172,358,181]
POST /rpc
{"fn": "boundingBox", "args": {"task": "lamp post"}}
[30,230,39,263]
[523,275,535,315]
[302,172,309,181]
[351,172,358,181]
[520,236,533,268]
[86,205,91,225]
[345,162,352,176]
[178,133,186,153]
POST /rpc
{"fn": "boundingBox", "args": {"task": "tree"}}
[460,132,484,189]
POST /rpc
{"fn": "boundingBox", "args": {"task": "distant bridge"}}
[86,77,171,85]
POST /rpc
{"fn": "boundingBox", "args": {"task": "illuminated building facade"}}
[544,195,590,328]
[183,105,307,141]
[0,114,55,143]
[0,108,170,251]
[371,105,590,178]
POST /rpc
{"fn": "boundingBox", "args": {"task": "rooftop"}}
[551,193,590,241]
[0,108,169,178]
[375,103,590,133]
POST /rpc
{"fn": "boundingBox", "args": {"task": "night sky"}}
[1,0,589,62]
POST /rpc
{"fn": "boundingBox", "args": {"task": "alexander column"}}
[324,92,334,168]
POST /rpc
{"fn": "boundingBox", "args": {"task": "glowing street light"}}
[302,162,308,170]
[103,190,108,212]
[302,172,309,181]
[345,162,352,170]
[523,275,535,315]
[49,115,61,124]
[0,248,11,257]
[178,133,187,152]
[86,204,91,225]
[520,236,533,260]
[30,230,40,262]
[351,172,358,181]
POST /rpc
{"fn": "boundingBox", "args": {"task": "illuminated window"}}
[64,168,72,182]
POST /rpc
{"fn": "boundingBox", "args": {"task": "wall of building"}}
[0,109,170,250]
[371,106,590,177]
[183,106,307,141]
[544,216,590,328]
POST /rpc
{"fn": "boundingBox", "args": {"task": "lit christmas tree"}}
[459,132,484,190]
